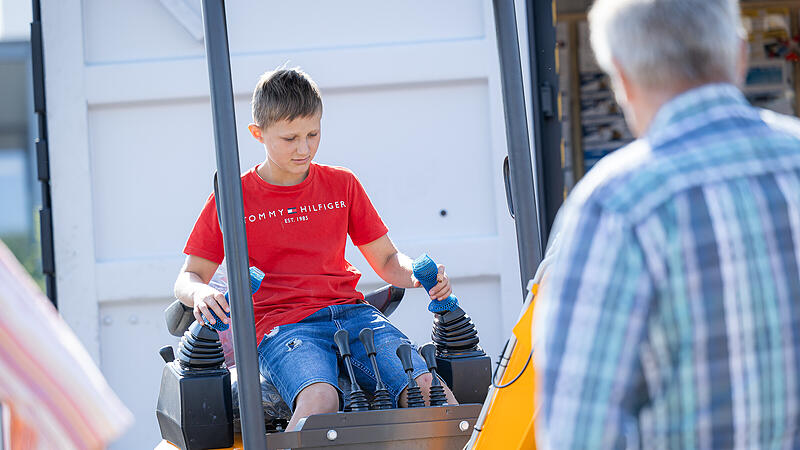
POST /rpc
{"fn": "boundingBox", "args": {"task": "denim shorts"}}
[256,303,428,412]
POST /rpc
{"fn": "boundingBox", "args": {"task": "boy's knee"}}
[413,373,434,389]
[294,382,339,413]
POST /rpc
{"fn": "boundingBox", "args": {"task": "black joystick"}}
[358,328,393,410]
[159,345,175,363]
[396,344,425,408]
[334,329,370,412]
[419,343,448,406]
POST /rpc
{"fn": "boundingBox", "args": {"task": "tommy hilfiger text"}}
[246,200,346,223]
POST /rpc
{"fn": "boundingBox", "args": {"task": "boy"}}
[174,68,457,431]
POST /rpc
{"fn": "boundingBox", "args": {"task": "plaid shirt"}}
[534,84,800,449]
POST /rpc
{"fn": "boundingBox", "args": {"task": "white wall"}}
[42,1,531,448]
[0,0,30,41]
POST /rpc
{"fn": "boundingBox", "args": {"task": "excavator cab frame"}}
[179,1,560,448]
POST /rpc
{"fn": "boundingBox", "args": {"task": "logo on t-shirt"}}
[246,200,347,225]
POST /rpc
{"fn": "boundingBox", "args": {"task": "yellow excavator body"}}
[471,283,537,449]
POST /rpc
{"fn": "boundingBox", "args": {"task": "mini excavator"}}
[154,0,558,448]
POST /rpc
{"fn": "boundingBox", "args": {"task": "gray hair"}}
[589,0,745,89]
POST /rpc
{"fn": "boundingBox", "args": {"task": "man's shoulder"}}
[571,108,800,224]
[566,136,709,225]
[567,140,656,218]
[760,108,800,141]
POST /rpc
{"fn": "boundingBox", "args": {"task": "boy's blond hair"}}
[251,67,323,129]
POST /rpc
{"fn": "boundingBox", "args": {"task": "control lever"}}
[204,266,265,332]
[358,328,393,409]
[334,329,370,411]
[412,254,460,313]
[419,343,447,406]
[159,345,175,363]
[396,344,425,408]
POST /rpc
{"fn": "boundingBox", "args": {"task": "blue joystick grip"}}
[203,266,265,331]
[412,254,459,313]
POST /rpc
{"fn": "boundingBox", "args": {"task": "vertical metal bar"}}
[525,0,564,237]
[568,19,585,181]
[492,0,544,294]
[31,0,57,306]
[791,7,800,117]
[199,1,267,447]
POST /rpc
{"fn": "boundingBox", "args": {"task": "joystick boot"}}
[334,329,370,412]
[431,307,492,404]
[396,344,426,408]
[431,306,482,357]
[156,321,233,450]
[419,343,448,406]
[358,328,393,410]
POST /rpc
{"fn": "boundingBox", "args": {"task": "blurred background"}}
[0,0,39,288]
[0,0,798,448]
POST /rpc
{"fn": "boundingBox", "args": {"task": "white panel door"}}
[42,1,529,447]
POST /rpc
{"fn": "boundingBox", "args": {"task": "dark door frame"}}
[31,0,57,306]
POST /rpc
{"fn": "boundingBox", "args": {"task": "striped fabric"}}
[533,84,800,449]
[0,242,132,449]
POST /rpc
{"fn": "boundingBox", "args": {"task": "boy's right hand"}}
[191,285,230,326]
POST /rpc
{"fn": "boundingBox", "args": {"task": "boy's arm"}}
[174,255,230,326]
[358,235,453,301]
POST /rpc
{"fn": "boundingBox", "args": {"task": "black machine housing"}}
[156,321,234,450]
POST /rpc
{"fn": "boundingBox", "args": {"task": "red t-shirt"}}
[184,163,388,342]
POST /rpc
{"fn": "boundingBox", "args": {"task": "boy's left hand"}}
[413,264,452,301]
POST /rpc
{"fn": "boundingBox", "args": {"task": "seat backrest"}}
[362,285,405,317]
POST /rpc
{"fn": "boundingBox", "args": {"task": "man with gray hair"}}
[533,0,800,448]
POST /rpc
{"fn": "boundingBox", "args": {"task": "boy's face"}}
[248,112,321,184]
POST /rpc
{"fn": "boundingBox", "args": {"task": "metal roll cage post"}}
[200,0,553,447]
[200,1,267,448]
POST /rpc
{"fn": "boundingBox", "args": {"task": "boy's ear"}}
[248,123,264,143]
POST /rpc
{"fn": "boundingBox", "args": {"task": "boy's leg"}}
[257,307,343,430]
[287,382,338,431]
